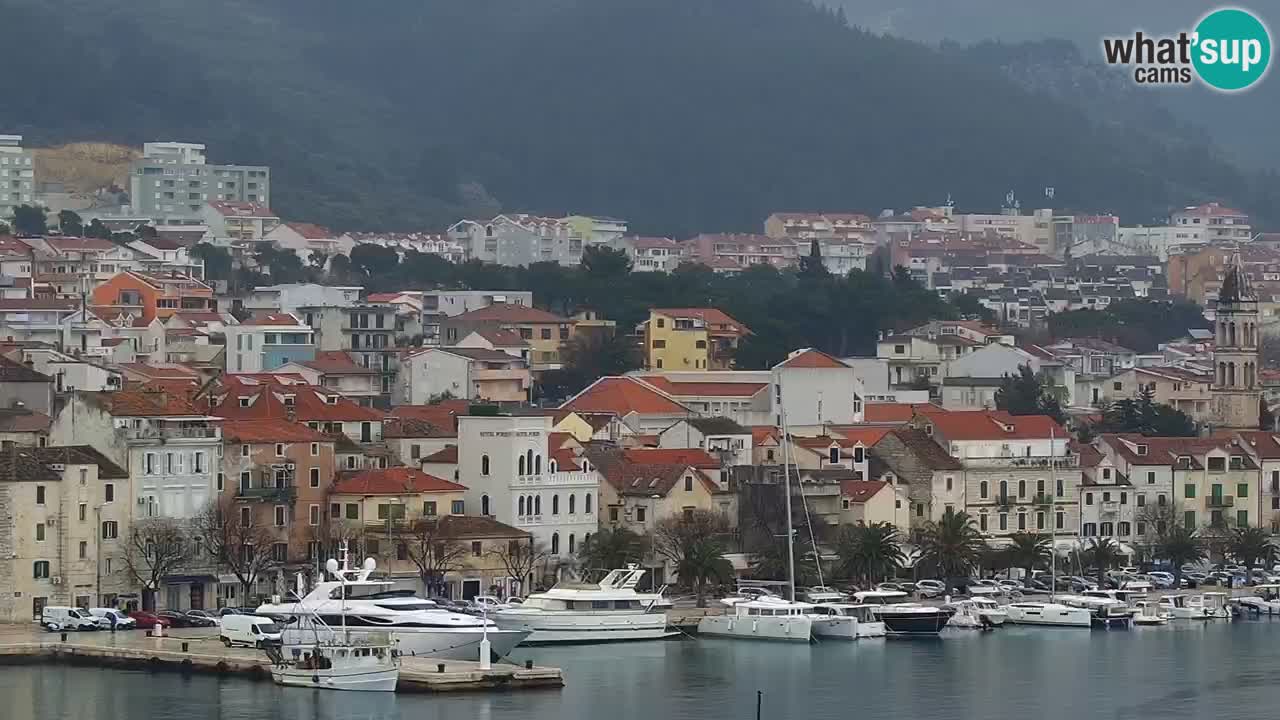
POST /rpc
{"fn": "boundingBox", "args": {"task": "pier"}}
[0,628,563,693]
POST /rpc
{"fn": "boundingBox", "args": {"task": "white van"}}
[40,606,99,631]
[219,614,282,647]
[88,608,137,630]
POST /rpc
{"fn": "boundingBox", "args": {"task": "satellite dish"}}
[325,558,339,575]
[364,557,377,573]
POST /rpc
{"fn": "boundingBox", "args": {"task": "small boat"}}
[1057,595,1133,628]
[1235,583,1280,615]
[697,596,814,642]
[967,596,1008,626]
[1132,601,1170,626]
[807,603,886,639]
[801,586,847,603]
[1003,602,1092,627]
[493,565,676,644]
[268,627,399,692]
[1159,593,1231,620]
[944,599,998,630]
[851,591,951,636]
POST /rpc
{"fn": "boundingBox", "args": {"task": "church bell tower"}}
[1212,251,1260,430]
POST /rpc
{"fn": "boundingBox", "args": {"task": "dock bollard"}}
[525,660,533,670]
[437,663,446,673]
[60,632,67,642]
[154,623,163,637]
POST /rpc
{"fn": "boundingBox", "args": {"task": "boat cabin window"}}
[592,600,610,609]
[747,607,760,616]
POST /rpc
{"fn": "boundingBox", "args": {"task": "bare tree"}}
[401,514,470,598]
[192,499,281,605]
[122,517,193,611]
[488,536,551,597]
[653,510,734,606]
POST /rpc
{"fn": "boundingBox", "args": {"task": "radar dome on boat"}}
[364,557,377,572]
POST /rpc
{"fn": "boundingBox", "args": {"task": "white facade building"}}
[0,134,35,222]
[243,284,363,315]
[770,349,865,429]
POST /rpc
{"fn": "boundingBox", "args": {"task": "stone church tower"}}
[1212,252,1261,430]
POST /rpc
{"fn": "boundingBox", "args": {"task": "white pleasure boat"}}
[698,596,814,642]
[492,565,675,644]
[946,597,1008,629]
[851,591,952,635]
[1056,594,1133,628]
[1132,601,1170,625]
[256,556,528,660]
[1158,593,1231,620]
[1236,583,1280,615]
[1004,601,1092,627]
[268,621,400,692]
[807,603,886,639]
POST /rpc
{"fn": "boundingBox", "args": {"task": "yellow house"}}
[644,308,750,371]
[839,480,910,533]
[328,467,468,532]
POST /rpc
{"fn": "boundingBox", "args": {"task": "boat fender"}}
[312,674,320,684]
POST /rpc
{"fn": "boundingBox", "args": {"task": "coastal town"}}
[0,134,1278,643]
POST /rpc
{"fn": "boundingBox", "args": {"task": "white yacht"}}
[492,565,675,644]
[698,596,814,642]
[1132,601,1170,625]
[1004,601,1092,627]
[1056,594,1133,628]
[807,603,886,639]
[946,597,1008,629]
[851,591,952,635]
[256,557,528,661]
[268,621,400,693]
[1236,584,1280,615]
[1158,593,1231,620]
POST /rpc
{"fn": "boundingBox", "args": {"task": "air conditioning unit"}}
[51,576,62,585]
[285,463,296,471]
[137,497,147,505]
[47,518,55,527]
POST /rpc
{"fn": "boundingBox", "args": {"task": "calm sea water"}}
[4,621,1279,720]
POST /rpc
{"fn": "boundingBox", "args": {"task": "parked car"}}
[914,580,946,598]
[185,610,220,626]
[802,586,846,603]
[997,579,1025,592]
[156,610,197,628]
[88,608,136,630]
[875,582,909,593]
[128,610,172,629]
[218,607,255,617]
[1147,572,1176,589]
[964,579,1003,596]
[41,606,99,632]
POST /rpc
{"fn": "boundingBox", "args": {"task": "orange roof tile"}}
[751,426,781,444]
[242,312,304,327]
[840,480,888,502]
[924,411,1065,441]
[560,377,688,416]
[863,403,947,423]
[622,448,719,468]
[650,307,750,334]
[638,377,768,397]
[453,303,568,324]
[303,351,377,375]
[332,467,465,495]
[209,385,382,423]
[223,419,328,444]
[421,445,458,463]
[827,426,894,445]
[776,348,848,369]
[95,389,209,417]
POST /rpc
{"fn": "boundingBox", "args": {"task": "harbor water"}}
[5,620,1279,720]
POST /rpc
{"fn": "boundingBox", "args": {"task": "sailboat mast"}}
[780,403,796,602]
[1049,426,1057,601]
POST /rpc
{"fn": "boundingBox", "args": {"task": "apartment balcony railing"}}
[1032,493,1055,506]
[364,519,412,532]
[510,471,597,488]
[120,426,221,441]
[236,484,297,503]
[1100,501,1121,515]
[1207,495,1235,508]
[963,455,1080,469]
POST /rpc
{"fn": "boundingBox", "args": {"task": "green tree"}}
[916,508,987,592]
[653,510,733,607]
[675,537,734,608]
[834,522,905,587]
[191,242,233,283]
[1082,537,1124,588]
[1098,389,1197,437]
[994,364,1065,424]
[84,218,112,239]
[10,204,47,235]
[581,245,632,277]
[577,527,646,576]
[1157,526,1205,588]
[555,330,641,396]
[1228,526,1275,578]
[1007,532,1052,583]
[349,243,399,278]
[799,238,827,277]
[57,210,83,235]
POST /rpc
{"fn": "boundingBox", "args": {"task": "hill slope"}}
[0,0,1274,233]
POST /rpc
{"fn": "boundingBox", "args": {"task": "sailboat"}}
[266,546,401,692]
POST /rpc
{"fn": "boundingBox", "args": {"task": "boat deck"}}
[0,627,562,693]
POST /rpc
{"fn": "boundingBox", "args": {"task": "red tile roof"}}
[0,409,52,433]
[242,312,304,327]
[224,419,328,444]
[207,200,276,218]
[924,411,1065,441]
[116,363,201,381]
[421,445,458,463]
[45,236,116,252]
[560,377,689,416]
[94,389,209,418]
[863,403,947,423]
[303,351,376,375]
[638,377,768,398]
[453,303,568,324]
[1236,431,1280,460]
[775,348,848,369]
[364,292,404,303]
[827,426,894,446]
[650,308,749,334]
[473,328,529,347]
[840,480,888,502]
[751,426,781,445]
[209,386,382,423]
[331,467,465,495]
[387,400,469,429]
[550,448,582,471]
[285,222,336,239]
[623,447,720,468]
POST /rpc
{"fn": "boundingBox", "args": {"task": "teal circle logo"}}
[1192,8,1271,91]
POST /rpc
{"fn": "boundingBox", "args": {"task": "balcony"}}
[121,425,221,441]
[1100,501,1120,515]
[1207,495,1235,508]
[364,519,412,532]
[1032,493,1055,506]
[965,455,1080,469]
[510,471,597,488]
[236,484,297,503]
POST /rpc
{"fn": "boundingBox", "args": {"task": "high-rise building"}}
[128,141,269,222]
[0,135,35,225]
[1212,253,1260,430]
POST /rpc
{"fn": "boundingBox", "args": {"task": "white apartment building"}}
[223,312,315,373]
[456,415,599,572]
[244,283,363,315]
[1172,202,1251,244]
[0,134,35,223]
[130,142,269,222]
[771,348,865,429]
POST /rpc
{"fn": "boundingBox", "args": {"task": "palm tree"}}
[1158,526,1205,588]
[1083,537,1124,588]
[916,508,988,592]
[577,527,646,577]
[677,537,734,608]
[1229,526,1276,579]
[1007,532,1052,584]
[835,522,905,588]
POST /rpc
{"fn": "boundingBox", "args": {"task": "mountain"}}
[1,0,1276,234]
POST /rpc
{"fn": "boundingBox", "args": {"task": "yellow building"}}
[643,308,750,371]
[440,303,576,372]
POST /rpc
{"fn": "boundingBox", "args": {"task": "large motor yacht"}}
[851,591,952,636]
[256,556,529,661]
[492,565,676,644]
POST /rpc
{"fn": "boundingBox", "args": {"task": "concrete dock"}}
[0,627,563,693]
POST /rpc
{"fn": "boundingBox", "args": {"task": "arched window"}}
[1219,361,1227,385]
[534,496,541,515]
[1036,480,1045,496]
[1230,322,1238,346]
[552,494,560,515]
[550,460,558,473]
[551,532,560,554]
[999,480,1008,501]
[482,494,490,516]
[568,534,576,554]
[535,454,542,474]
[481,454,490,476]
[526,450,534,474]
[569,494,576,514]
[583,532,591,547]
[979,481,988,499]
[518,455,526,476]
[1017,480,1026,497]
[518,496,526,515]
[1229,362,1237,386]
[585,493,593,514]
[828,447,839,464]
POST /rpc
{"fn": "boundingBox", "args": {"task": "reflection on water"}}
[6,620,1280,720]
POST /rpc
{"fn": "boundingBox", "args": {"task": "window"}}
[551,533,560,554]
[424,501,438,517]
[105,484,114,503]
[1036,512,1045,530]
[346,503,359,520]
[636,507,647,522]
[568,495,576,514]
[241,444,250,457]
[35,524,45,542]
[894,344,906,354]
[999,480,1008,500]
[1085,493,1093,505]
[828,447,839,464]
[451,500,464,515]
[481,455,490,476]
[33,561,50,579]
[979,514,988,531]
[979,481,988,499]
[274,506,287,526]
[1239,483,1250,498]
[540,328,552,340]
[35,485,45,505]
[240,506,252,526]
[1082,523,1096,537]
[145,452,157,474]
[101,521,118,539]
[1103,491,1111,502]
[1147,471,1156,485]
[1100,521,1114,536]
[1185,484,1196,499]
[1208,456,1226,472]
[1056,511,1065,530]
[272,543,288,563]
[946,476,953,492]
[79,541,87,559]
[1017,513,1026,530]
[610,507,619,522]
[1017,480,1026,497]
[1238,510,1249,527]
[695,339,707,349]
[585,493,593,514]
[1056,479,1064,497]
[999,514,1007,531]
[1137,494,1146,507]
[1184,510,1196,529]
[569,534,576,554]
[309,505,320,526]
[78,503,87,522]
[194,452,206,474]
